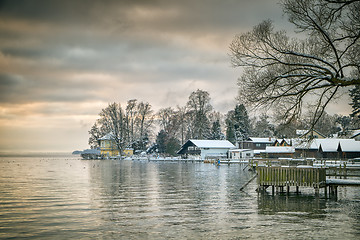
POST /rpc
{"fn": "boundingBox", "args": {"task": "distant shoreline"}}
[0,152,74,158]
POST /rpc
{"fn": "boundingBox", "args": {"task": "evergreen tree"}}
[233,104,251,140]
[225,104,251,144]
[210,119,223,140]
[225,111,236,144]
[253,114,274,138]
[156,130,167,154]
[155,130,181,156]
[166,137,181,156]
[186,89,212,139]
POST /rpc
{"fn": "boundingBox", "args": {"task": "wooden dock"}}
[256,166,360,197]
[257,166,326,195]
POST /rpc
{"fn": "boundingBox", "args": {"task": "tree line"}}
[88,88,360,156]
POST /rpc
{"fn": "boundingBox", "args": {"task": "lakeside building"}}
[177,139,236,160]
[229,149,254,159]
[238,137,276,150]
[287,138,360,159]
[98,133,133,158]
[250,135,360,159]
[296,129,326,139]
[264,146,295,158]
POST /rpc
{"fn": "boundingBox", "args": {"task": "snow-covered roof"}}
[294,138,355,151]
[98,132,115,140]
[296,129,325,138]
[275,138,292,145]
[351,129,360,138]
[189,139,236,149]
[266,146,295,153]
[254,150,266,154]
[339,141,360,152]
[229,148,253,153]
[292,139,318,150]
[248,137,276,143]
[319,139,355,152]
[296,130,308,135]
[177,139,236,155]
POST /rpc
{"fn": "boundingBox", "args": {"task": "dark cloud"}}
[0,0,312,151]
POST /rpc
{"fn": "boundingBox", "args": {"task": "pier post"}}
[324,186,327,198]
[315,187,319,196]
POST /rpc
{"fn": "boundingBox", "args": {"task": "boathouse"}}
[98,132,134,158]
[294,138,357,159]
[177,139,236,160]
[239,137,276,150]
[264,146,295,158]
[229,149,254,159]
[338,141,360,159]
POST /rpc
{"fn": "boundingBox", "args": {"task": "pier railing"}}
[257,167,326,188]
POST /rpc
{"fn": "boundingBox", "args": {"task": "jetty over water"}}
[257,166,360,197]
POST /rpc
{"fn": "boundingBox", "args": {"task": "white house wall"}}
[201,148,229,159]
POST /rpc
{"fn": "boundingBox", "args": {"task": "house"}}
[294,138,357,159]
[264,146,295,158]
[239,137,276,150]
[237,137,276,157]
[229,149,254,159]
[338,141,360,159]
[177,139,236,160]
[274,139,292,147]
[296,129,326,139]
[98,133,134,157]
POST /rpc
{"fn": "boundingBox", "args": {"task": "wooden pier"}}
[257,166,326,195]
[257,166,360,197]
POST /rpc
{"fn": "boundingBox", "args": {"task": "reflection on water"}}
[0,155,360,239]
[258,193,327,216]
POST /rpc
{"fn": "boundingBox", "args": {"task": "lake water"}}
[1,154,360,239]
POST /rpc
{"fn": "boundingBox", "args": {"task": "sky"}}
[0,0,352,153]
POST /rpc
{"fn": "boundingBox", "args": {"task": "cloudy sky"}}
[0,0,351,153]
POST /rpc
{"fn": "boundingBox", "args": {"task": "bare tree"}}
[97,102,127,158]
[88,122,102,149]
[230,0,360,128]
[176,105,188,144]
[158,107,180,137]
[125,99,137,144]
[135,101,154,150]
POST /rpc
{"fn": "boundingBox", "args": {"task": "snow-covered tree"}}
[135,101,154,150]
[125,99,137,145]
[336,115,351,137]
[186,89,213,139]
[97,102,128,157]
[350,85,360,120]
[226,104,251,144]
[156,130,167,154]
[210,119,224,140]
[252,113,275,138]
